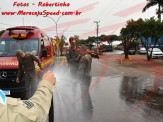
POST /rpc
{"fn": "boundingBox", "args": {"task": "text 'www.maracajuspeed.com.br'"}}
[1,10,82,16]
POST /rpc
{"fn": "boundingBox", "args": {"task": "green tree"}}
[76,39,85,45]
[131,40,139,54]
[85,36,96,49]
[99,34,106,42]
[0,30,5,37]
[104,35,120,51]
[120,19,142,59]
[142,0,163,49]
[137,18,163,61]
[142,0,163,21]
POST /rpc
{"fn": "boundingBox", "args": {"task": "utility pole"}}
[43,15,63,37]
[94,21,100,46]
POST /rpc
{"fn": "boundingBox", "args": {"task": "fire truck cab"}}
[0,26,55,98]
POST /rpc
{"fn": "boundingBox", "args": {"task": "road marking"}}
[92,74,122,78]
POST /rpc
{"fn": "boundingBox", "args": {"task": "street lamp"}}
[43,15,63,37]
[94,21,100,47]
[43,15,64,58]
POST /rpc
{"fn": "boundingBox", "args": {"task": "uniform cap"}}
[16,50,23,57]
[80,45,87,51]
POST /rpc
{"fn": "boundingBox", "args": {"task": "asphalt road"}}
[48,50,163,122]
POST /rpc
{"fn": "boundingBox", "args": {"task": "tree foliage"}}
[137,18,163,60]
[99,34,106,42]
[142,0,163,21]
[102,35,120,52]
[105,35,120,44]
[120,19,142,59]
[0,30,5,37]
[121,18,163,60]
[76,39,85,45]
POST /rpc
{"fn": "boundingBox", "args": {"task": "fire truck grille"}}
[0,69,18,87]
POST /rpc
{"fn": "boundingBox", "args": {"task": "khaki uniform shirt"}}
[17,53,42,78]
[77,54,92,77]
[0,80,56,122]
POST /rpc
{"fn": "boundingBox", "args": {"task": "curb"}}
[121,56,132,63]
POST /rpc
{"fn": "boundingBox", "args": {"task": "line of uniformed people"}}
[66,39,93,112]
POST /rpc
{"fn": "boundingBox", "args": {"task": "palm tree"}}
[143,0,163,49]
[142,0,163,21]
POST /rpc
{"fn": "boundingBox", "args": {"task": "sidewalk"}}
[120,54,163,73]
[104,54,163,94]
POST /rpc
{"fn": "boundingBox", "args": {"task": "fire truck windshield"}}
[0,38,39,57]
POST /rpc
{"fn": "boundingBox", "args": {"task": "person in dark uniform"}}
[77,45,93,111]
[66,37,80,100]
[16,50,43,99]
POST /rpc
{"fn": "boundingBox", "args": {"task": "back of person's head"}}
[16,50,24,57]
[80,45,87,52]
[79,45,87,56]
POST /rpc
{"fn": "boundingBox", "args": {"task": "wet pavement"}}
[48,51,163,122]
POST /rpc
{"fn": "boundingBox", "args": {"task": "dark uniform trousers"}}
[25,70,38,99]
[78,75,93,110]
[77,54,93,110]
[66,49,79,100]
[70,65,78,99]
[17,53,42,99]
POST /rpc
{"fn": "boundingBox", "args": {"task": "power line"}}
[43,29,93,32]
[89,0,119,30]
[98,0,121,21]
[95,0,115,20]
[47,32,87,34]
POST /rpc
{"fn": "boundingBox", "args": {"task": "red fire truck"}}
[0,26,55,98]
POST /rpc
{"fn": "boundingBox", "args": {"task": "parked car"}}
[129,48,135,55]
[148,48,163,58]
[138,47,147,54]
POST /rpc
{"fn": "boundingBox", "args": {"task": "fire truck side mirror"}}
[41,49,47,58]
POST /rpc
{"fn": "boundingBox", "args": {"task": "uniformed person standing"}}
[0,71,56,122]
[66,37,80,99]
[16,50,43,99]
[77,45,93,111]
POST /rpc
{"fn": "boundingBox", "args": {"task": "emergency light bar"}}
[10,34,27,38]
[7,26,38,31]
[7,26,36,38]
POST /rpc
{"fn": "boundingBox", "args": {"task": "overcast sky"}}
[0,0,158,40]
